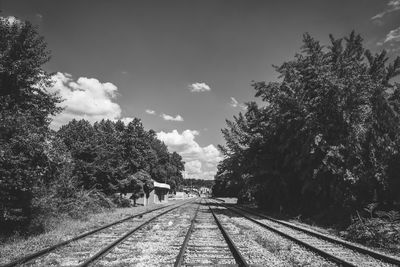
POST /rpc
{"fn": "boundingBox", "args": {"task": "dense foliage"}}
[57,118,184,195]
[0,17,184,234]
[344,208,400,251]
[0,18,62,231]
[214,32,400,223]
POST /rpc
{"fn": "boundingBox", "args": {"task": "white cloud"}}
[188,82,211,92]
[119,117,134,125]
[372,0,400,20]
[146,109,156,115]
[384,27,400,43]
[157,129,222,180]
[161,113,184,121]
[47,72,123,128]
[230,97,247,110]
[185,160,202,175]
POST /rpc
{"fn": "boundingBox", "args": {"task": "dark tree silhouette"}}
[215,32,400,222]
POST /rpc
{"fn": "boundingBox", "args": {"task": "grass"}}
[0,203,171,265]
[255,235,284,253]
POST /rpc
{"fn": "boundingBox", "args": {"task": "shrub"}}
[27,170,115,234]
[111,194,132,208]
[344,210,400,250]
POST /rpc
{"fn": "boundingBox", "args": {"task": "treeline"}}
[58,118,184,194]
[214,32,400,223]
[179,178,214,190]
[0,17,184,233]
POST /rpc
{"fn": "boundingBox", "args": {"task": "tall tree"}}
[216,32,400,220]
[0,17,61,226]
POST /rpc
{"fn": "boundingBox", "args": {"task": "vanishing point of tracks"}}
[3,198,400,266]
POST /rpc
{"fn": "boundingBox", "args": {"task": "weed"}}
[344,210,400,251]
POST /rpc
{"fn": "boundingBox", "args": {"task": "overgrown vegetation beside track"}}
[214,32,400,250]
[0,17,185,236]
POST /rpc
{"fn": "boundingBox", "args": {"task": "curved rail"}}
[233,205,400,266]
[1,200,192,267]
[78,200,194,267]
[215,200,400,267]
[217,202,355,267]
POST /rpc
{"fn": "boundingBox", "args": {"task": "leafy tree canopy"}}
[215,32,400,220]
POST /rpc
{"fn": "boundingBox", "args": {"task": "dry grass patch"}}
[0,204,170,265]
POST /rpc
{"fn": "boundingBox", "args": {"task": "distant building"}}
[182,186,199,196]
[136,180,170,206]
[199,187,211,194]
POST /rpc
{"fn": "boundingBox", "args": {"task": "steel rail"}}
[234,205,400,266]
[212,200,356,267]
[208,201,249,267]
[78,199,196,267]
[174,200,202,267]
[211,197,225,202]
[1,200,190,267]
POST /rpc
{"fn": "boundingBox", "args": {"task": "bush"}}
[344,211,400,251]
[111,194,132,208]
[26,171,115,235]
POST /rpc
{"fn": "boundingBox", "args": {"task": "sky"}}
[2,0,400,180]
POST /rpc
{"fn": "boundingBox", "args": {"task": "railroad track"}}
[174,199,248,266]
[1,199,194,267]
[5,197,398,266]
[214,200,400,267]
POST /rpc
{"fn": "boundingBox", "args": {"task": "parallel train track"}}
[3,198,399,266]
[1,200,193,267]
[3,199,248,266]
[213,199,400,267]
[174,199,248,266]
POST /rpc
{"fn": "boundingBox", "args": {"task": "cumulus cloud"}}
[230,97,247,110]
[384,27,400,43]
[47,72,126,128]
[185,160,203,176]
[371,0,400,20]
[118,117,135,125]
[157,129,222,180]
[146,109,156,115]
[188,82,211,92]
[161,113,184,121]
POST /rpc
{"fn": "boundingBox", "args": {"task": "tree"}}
[216,32,400,220]
[0,17,61,228]
[57,119,99,190]
[118,170,153,206]
[56,118,186,196]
